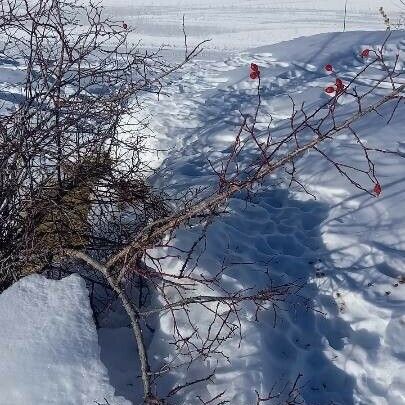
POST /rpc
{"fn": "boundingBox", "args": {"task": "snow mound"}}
[0,274,131,405]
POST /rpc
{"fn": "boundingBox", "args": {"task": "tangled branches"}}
[67,35,403,403]
[1,1,404,404]
[0,0,203,286]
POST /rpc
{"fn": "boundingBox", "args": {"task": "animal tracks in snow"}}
[141,31,405,405]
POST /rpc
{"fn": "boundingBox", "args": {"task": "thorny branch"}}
[1,1,404,402]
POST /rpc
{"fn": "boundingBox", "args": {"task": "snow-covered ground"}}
[0,274,131,405]
[1,1,405,405]
[103,0,404,57]
[139,30,405,405]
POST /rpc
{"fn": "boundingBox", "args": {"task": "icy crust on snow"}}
[142,31,405,404]
[0,274,131,405]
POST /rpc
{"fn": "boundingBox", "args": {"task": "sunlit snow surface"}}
[0,274,131,405]
[1,1,405,404]
[140,30,405,405]
[102,0,404,57]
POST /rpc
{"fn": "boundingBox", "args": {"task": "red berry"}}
[335,78,345,93]
[361,49,370,58]
[373,183,382,196]
[325,64,333,72]
[325,86,335,94]
[251,63,259,72]
[250,71,258,79]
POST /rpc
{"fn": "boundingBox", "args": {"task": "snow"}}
[1,1,405,404]
[102,0,404,57]
[140,30,405,404]
[0,274,131,405]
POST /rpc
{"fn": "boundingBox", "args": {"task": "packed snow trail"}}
[138,31,405,405]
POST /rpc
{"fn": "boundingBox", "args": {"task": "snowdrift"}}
[0,275,131,405]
